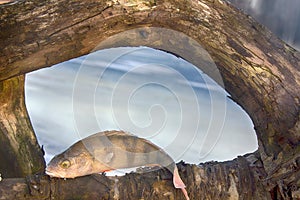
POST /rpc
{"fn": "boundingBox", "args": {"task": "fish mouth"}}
[45,170,64,178]
[45,170,56,177]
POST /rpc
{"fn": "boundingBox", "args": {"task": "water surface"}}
[25,47,258,164]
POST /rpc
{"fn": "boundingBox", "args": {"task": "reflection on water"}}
[25,47,258,164]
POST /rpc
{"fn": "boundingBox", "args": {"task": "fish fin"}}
[103,130,134,137]
[173,166,190,200]
[104,152,114,163]
[180,187,190,200]
[173,166,186,188]
[93,149,114,164]
[103,169,113,172]
[136,164,161,173]
[145,164,161,168]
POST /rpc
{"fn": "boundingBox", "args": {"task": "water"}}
[25,47,258,164]
[228,0,300,51]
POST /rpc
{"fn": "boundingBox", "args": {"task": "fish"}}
[46,130,190,200]
[0,0,14,4]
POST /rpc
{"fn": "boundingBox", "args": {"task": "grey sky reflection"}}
[25,47,258,164]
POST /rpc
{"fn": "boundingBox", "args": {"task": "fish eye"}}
[60,159,71,169]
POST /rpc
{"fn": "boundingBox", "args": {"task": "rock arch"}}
[0,0,299,199]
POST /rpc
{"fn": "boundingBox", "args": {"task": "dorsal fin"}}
[103,130,134,137]
[84,130,134,140]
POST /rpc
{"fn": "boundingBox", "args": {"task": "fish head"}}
[46,151,94,178]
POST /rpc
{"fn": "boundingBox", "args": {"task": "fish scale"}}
[46,130,190,200]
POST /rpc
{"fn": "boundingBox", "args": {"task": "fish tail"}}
[180,187,190,200]
[173,166,186,188]
[173,166,190,200]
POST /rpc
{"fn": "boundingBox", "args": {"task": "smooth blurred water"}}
[228,0,300,51]
[25,47,258,164]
